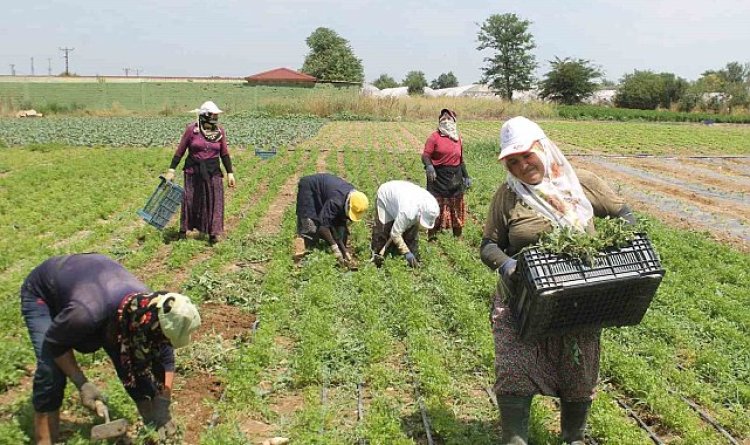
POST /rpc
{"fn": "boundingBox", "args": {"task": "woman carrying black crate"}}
[164,100,236,245]
[480,117,635,445]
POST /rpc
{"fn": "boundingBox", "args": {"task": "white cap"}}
[419,197,440,229]
[191,101,223,115]
[499,116,547,160]
[155,293,201,349]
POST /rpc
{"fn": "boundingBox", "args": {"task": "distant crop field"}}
[0,81,358,114]
[0,119,748,444]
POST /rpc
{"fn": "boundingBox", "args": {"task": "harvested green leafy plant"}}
[533,217,638,265]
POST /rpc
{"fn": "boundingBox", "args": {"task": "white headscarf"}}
[504,138,594,232]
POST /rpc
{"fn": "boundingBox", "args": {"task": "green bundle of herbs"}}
[533,217,638,265]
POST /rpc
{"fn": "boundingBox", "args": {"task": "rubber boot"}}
[452,226,463,238]
[560,400,591,445]
[498,395,532,445]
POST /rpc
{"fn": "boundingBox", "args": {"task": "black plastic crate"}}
[511,233,665,341]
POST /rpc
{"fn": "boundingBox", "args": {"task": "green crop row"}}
[0,116,323,149]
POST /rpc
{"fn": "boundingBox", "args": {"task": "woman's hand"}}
[164,168,175,182]
[425,164,437,182]
[227,173,236,188]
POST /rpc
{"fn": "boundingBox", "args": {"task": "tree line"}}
[299,19,750,113]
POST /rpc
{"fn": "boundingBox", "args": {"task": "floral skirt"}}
[491,293,601,401]
[433,195,466,230]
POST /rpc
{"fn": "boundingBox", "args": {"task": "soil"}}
[172,371,224,445]
[196,302,257,342]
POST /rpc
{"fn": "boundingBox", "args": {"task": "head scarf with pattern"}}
[116,291,171,389]
[196,114,223,142]
[437,109,459,141]
[503,138,594,231]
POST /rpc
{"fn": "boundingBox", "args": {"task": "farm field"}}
[0,82,358,115]
[0,119,749,444]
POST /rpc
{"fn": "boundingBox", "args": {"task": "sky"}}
[3,0,749,85]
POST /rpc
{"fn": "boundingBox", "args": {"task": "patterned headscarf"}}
[504,138,594,231]
[196,114,223,142]
[116,291,170,389]
[438,109,459,141]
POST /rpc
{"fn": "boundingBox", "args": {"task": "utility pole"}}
[30,57,35,75]
[9,64,15,76]
[59,47,74,76]
[47,58,52,75]
[123,67,131,77]
[135,68,142,77]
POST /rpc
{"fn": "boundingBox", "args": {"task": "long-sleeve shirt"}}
[22,254,175,371]
[296,173,355,229]
[423,131,463,167]
[480,170,627,272]
[170,123,232,174]
[376,180,439,254]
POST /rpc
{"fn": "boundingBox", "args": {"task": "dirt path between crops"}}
[255,150,320,237]
[175,302,256,445]
[615,157,750,194]
[572,158,750,251]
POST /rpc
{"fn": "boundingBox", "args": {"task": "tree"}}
[402,71,428,95]
[615,70,687,110]
[372,73,399,90]
[301,27,364,83]
[476,13,537,101]
[538,57,602,105]
[430,72,459,89]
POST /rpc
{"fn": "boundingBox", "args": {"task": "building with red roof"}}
[244,67,317,86]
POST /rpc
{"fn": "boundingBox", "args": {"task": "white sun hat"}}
[499,116,547,160]
[191,101,223,115]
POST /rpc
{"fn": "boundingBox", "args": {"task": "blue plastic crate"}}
[137,176,184,230]
[255,147,277,160]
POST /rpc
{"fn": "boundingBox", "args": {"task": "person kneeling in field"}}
[294,173,369,267]
[370,180,439,268]
[20,253,201,445]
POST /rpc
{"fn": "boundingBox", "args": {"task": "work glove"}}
[157,420,177,441]
[499,258,518,292]
[227,173,236,188]
[425,164,437,182]
[463,177,472,189]
[404,252,419,268]
[372,253,385,268]
[78,382,106,412]
[164,168,175,182]
[151,395,172,428]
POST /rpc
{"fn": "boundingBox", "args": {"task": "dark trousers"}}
[370,218,420,258]
[21,282,161,412]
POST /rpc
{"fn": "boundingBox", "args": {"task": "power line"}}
[123,67,132,77]
[59,47,74,76]
[9,64,15,76]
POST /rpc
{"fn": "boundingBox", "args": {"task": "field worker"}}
[20,253,201,445]
[422,108,472,239]
[164,100,235,245]
[480,117,635,445]
[370,180,439,268]
[294,173,369,267]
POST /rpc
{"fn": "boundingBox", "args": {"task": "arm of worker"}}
[390,213,413,255]
[44,305,106,411]
[165,125,191,181]
[421,153,437,182]
[220,134,235,187]
[479,187,513,272]
[318,226,349,261]
[159,343,175,397]
[579,170,637,225]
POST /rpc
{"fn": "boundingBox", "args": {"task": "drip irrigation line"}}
[569,154,750,159]
[357,381,366,445]
[404,345,434,445]
[615,398,665,445]
[668,367,740,444]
